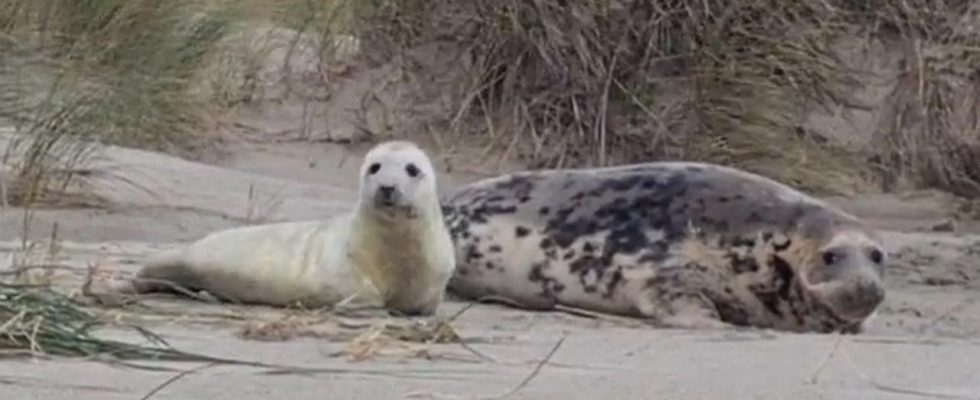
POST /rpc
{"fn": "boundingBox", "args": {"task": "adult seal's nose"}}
[841,280,885,320]
[858,280,885,307]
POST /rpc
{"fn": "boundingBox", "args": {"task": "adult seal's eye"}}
[405,163,420,177]
[368,163,381,175]
[869,249,883,264]
[822,251,837,265]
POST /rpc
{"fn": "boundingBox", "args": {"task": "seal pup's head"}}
[796,214,887,328]
[357,140,440,219]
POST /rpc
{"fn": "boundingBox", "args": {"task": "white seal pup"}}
[442,162,887,333]
[124,141,456,316]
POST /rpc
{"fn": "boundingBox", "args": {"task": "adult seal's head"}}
[792,212,887,327]
[357,141,440,220]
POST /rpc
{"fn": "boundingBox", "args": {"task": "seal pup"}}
[123,141,456,316]
[442,162,887,333]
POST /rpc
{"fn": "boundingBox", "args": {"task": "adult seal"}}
[442,162,887,333]
[121,141,456,316]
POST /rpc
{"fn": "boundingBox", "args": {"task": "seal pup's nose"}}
[377,185,397,205]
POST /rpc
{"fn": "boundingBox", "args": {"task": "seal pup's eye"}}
[822,251,838,265]
[869,249,884,264]
[405,163,420,178]
[368,163,381,175]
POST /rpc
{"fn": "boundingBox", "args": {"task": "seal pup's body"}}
[443,162,887,332]
[128,141,456,315]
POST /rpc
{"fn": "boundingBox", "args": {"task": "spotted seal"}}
[441,162,886,333]
[117,140,456,316]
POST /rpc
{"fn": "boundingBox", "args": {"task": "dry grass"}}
[0,226,210,362]
[0,0,235,209]
[0,0,358,210]
[0,284,205,360]
[352,0,868,193]
[4,1,978,199]
[0,0,234,147]
[862,0,980,197]
[353,0,980,196]
[1,0,978,203]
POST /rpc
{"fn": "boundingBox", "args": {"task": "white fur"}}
[131,141,456,313]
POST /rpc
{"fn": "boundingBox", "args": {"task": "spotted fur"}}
[441,162,887,333]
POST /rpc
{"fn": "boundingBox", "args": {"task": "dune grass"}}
[0,284,201,360]
[0,0,363,209]
[0,0,365,360]
[0,0,977,201]
[353,0,980,196]
[860,0,980,197]
[0,0,252,359]
[3,0,977,199]
[0,0,237,209]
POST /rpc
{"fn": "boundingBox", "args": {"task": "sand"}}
[1,134,978,400]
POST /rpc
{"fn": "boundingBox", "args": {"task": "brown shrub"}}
[354,0,980,196]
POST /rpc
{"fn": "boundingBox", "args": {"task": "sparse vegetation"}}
[354,0,980,196]
[0,0,355,358]
[859,0,980,197]
[0,284,198,360]
[0,0,357,209]
[0,0,233,208]
[2,0,978,200]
